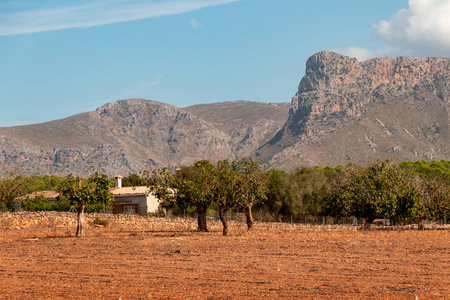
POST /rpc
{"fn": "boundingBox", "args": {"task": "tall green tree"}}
[142,167,176,212]
[264,167,332,222]
[122,173,145,187]
[264,169,294,222]
[389,172,423,227]
[234,158,267,230]
[324,160,420,229]
[175,160,217,232]
[213,160,246,236]
[400,160,450,179]
[0,174,27,211]
[420,175,450,221]
[59,170,112,237]
[399,160,450,227]
[290,167,331,219]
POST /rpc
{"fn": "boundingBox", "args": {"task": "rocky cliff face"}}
[262,51,450,168]
[287,51,450,138]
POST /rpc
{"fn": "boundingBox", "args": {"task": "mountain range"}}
[1,51,449,176]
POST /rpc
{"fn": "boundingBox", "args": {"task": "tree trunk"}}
[418,219,425,230]
[76,202,86,237]
[196,203,208,232]
[244,203,254,230]
[219,206,229,236]
[362,217,375,230]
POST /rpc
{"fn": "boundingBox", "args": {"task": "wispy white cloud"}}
[334,0,450,60]
[0,0,239,36]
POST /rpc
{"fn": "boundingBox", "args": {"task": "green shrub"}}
[93,217,109,226]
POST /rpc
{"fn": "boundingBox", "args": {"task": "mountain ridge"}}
[0,99,289,176]
[1,51,449,176]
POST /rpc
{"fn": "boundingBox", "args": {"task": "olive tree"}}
[59,170,112,237]
[325,160,419,229]
[211,159,266,236]
[234,158,267,230]
[175,160,217,232]
[142,161,220,232]
[213,160,246,236]
[142,167,176,214]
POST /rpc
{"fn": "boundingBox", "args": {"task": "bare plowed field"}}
[0,219,448,299]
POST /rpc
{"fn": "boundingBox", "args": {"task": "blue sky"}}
[1,0,449,126]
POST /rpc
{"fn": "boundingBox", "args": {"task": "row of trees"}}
[323,160,449,229]
[140,159,449,233]
[142,159,267,236]
[1,159,449,236]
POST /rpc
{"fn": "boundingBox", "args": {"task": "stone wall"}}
[2,212,443,235]
[0,211,191,229]
[0,211,361,235]
[0,211,235,232]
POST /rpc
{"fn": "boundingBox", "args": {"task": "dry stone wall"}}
[0,212,195,230]
[0,211,235,232]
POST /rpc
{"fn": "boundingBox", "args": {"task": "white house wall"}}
[146,194,160,213]
[113,194,160,214]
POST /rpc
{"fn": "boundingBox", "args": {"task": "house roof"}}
[13,190,60,202]
[110,186,152,196]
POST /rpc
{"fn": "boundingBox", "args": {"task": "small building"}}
[110,175,161,215]
[13,190,60,212]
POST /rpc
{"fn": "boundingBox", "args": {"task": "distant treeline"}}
[1,159,449,233]
[0,174,107,213]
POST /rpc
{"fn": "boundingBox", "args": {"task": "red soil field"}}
[0,221,448,299]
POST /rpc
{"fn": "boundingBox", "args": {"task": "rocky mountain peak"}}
[261,52,449,169]
[287,52,450,137]
[299,51,450,96]
[299,51,360,93]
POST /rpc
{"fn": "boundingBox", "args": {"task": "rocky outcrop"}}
[287,51,449,137]
[262,51,450,168]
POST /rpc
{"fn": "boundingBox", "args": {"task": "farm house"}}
[110,175,160,215]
